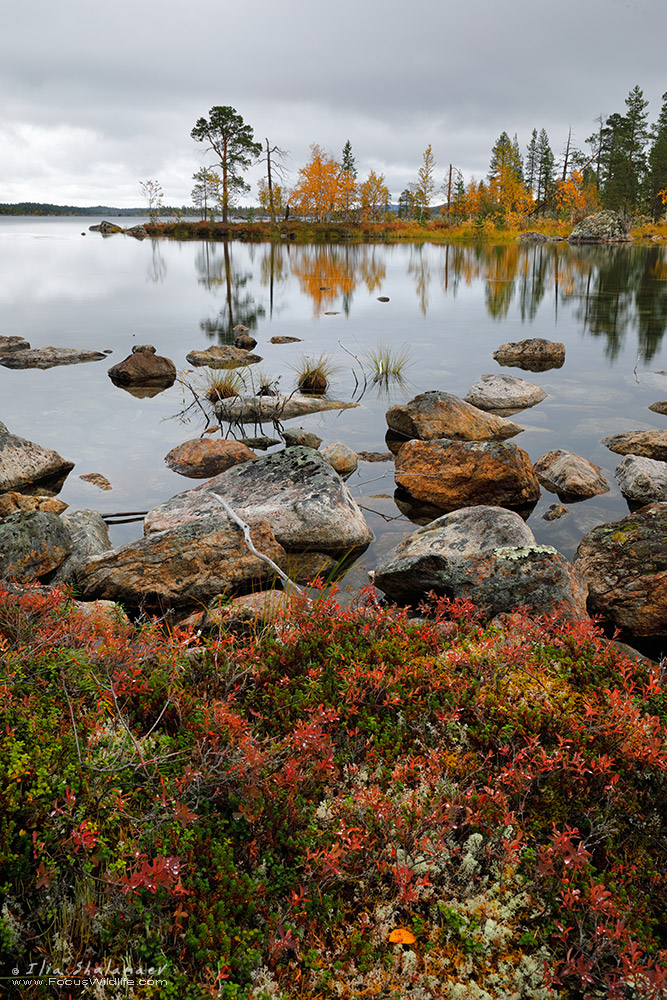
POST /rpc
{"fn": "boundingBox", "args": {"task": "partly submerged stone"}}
[165,438,256,478]
[0,421,74,492]
[214,393,358,423]
[394,438,540,513]
[464,374,547,412]
[614,454,667,505]
[281,427,323,450]
[185,345,262,368]
[533,449,610,501]
[573,502,667,635]
[145,446,373,556]
[270,336,302,344]
[89,220,124,234]
[602,430,667,462]
[493,338,565,372]
[1,347,106,369]
[108,349,176,386]
[386,391,523,445]
[373,505,587,619]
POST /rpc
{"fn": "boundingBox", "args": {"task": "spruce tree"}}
[648,92,667,220]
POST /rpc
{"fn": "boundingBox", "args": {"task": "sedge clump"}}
[201,370,245,403]
[366,342,411,389]
[293,353,339,394]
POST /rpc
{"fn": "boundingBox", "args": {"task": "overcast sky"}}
[2,0,666,208]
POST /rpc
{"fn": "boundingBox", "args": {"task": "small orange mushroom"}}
[388,927,416,945]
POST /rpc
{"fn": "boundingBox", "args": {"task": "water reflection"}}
[196,241,265,342]
[289,245,386,317]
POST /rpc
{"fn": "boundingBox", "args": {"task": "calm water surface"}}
[2,216,667,594]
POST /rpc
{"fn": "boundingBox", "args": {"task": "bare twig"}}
[211,493,304,594]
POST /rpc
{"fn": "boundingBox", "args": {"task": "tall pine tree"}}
[648,92,667,220]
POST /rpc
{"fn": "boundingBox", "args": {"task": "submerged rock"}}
[281,427,323,450]
[1,347,106,369]
[573,502,667,635]
[493,338,565,372]
[0,421,74,492]
[533,449,610,501]
[373,505,587,619]
[395,438,540,513]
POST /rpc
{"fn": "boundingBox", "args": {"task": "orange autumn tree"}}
[289,144,357,221]
[554,169,600,222]
[358,169,390,221]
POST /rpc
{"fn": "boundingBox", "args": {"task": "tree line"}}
[186,87,667,226]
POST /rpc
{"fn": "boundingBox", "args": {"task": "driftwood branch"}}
[212,493,304,594]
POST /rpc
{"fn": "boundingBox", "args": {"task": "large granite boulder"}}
[0,510,71,581]
[165,438,256,478]
[78,516,286,608]
[373,505,587,619]
[568,210,632,244]
[493,339,565,372]
[0,421,74,491]
[602,431,667,462]
[533,449,610,501]
[394,438,540,513]
[108,346,176,386]
[573,503,667,635]
[49,510,113,586]
[464,374,547,412]
[1,347,106,369]
[615,454,667,505]
[145,446,373,557]
[386,391,523,446]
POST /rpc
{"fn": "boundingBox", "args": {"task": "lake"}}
[2,216,667,596]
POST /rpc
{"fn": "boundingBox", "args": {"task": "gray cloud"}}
[2,0,665,205]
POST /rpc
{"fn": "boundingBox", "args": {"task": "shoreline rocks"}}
[373,505,587,620]
[573,503,667,636]
[568,210,632,244]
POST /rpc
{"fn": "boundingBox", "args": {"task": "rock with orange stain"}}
[165,438,256,479]
[395,438,540,513]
